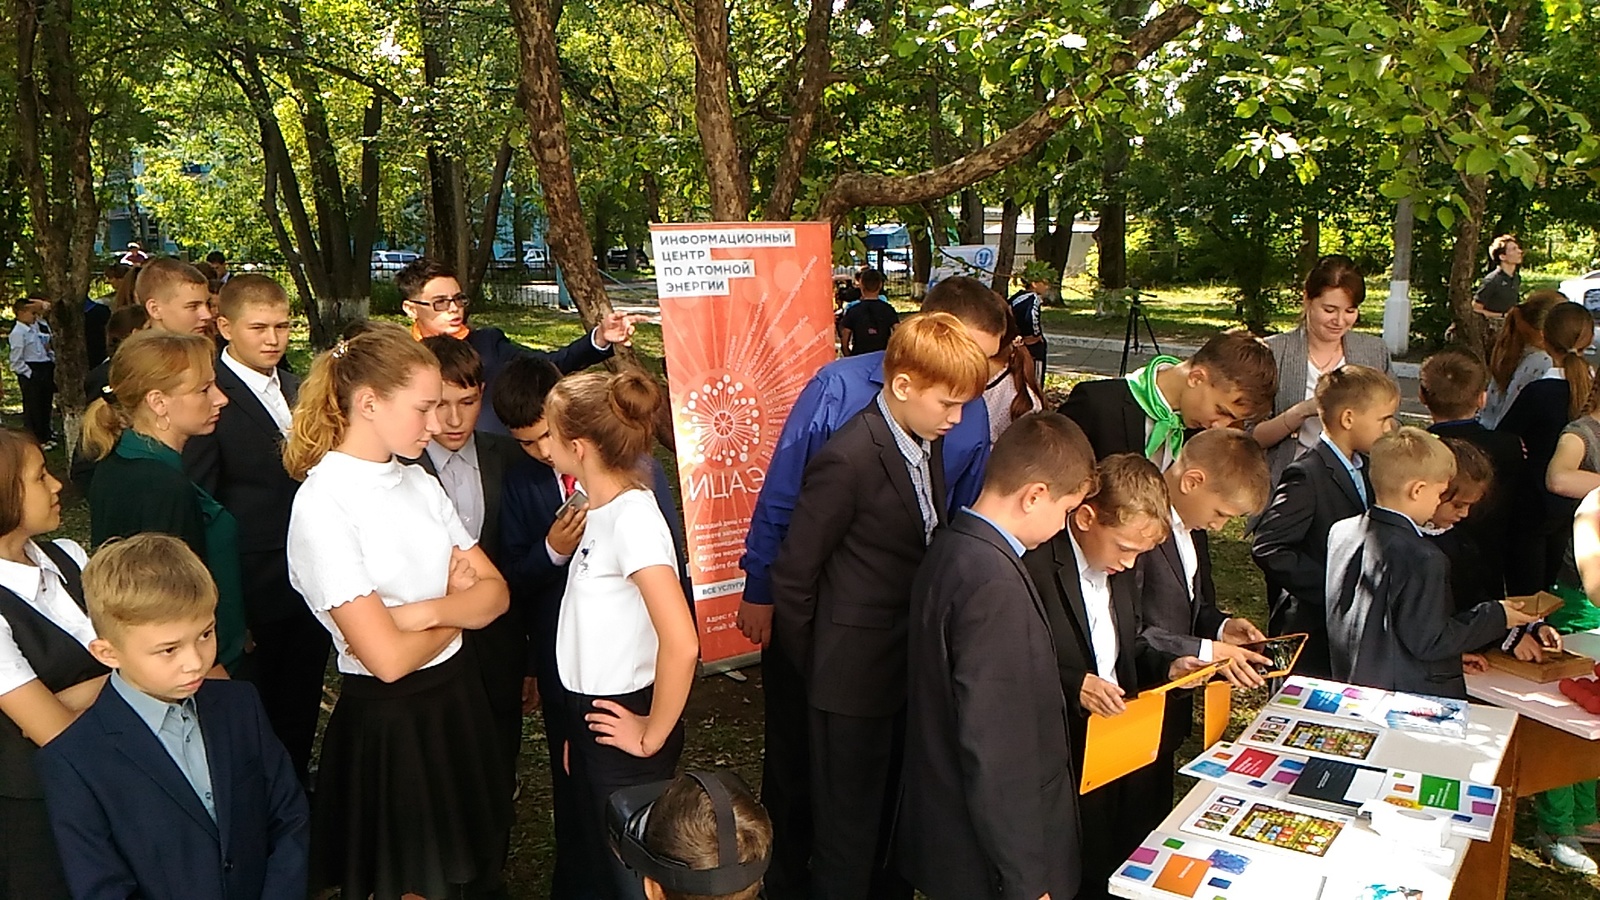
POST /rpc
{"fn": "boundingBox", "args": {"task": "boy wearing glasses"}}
[396,257,638,434]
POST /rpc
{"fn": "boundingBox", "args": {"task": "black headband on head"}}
[607,770,769,896]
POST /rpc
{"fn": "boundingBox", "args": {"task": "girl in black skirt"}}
[0,429,108,897]
[283,324,513,900]
[542,371,700,900]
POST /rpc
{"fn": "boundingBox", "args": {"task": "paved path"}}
[1042,331,1429,419]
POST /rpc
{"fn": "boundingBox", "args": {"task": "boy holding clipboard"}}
[1023,454,1209,900]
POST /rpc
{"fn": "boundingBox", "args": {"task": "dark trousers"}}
[565,684,685,900]
[17,362,54,444]
[760,637,812,900]
[536,661,592,900]
[467,611,529,786]
[0,796,69,899]
[238,550,329,787]
[808,707,912,900]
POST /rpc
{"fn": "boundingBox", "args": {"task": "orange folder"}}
[1079,662,1225,794]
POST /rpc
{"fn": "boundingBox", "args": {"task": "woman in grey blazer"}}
[1253,255,1395,486]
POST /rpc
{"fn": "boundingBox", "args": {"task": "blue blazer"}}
[36,679,310,900]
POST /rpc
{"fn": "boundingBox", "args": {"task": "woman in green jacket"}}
[82,330,245,674]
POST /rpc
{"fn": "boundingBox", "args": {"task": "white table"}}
[1110,701,1518,900]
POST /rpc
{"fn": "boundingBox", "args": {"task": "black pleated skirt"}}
[310,649,513,900]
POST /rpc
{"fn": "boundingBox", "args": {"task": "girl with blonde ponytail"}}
[542,369,698,900]
[84,330,245,675]
[282,321,515,899]
[1497,302,1596,594]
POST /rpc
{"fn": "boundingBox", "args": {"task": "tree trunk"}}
[688,0,751,220]
[1445,1,1529,347]
[909,213,933,300]
[816,4,1201,224]
[991,198,1019,295]
[763,0,832,220]
[507,0,625,344]
[463,137,515,299]
[1298,209,1321,277]
[1383,188,1415,356]
[15,0,96,441]
[1447,173,1490,352]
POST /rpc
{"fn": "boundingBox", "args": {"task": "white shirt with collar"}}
[287,451,476,676]
[219,347,293,436]
[0,539,93,695]
[1067,528,1120,687]
[1167,506,1228,662]
[426,436,485,541]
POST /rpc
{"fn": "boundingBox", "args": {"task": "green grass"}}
[24,303,1600,898]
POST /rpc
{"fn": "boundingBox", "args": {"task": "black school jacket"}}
[1134,528,1229,659]
[771,401,946,718]
[1023,532,1175,768]
[1251,439,1369,676]
[1326,507,1508,699]
[899,513,1080,900]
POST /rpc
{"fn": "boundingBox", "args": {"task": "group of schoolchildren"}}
[5,245,1594,900]
[0,256,770,900]
[745,271,1598,900]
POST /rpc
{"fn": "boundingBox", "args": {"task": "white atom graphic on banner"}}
[682,373,762,466]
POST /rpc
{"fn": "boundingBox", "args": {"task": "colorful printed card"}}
[1178,741,1306,798]
[1271,677,1389,720]
[1377,770,1502,842]
[1181,788,1352,859]
[1109,830,1327,899]
[1365,692,1470,740]
[1240,711,1383,761]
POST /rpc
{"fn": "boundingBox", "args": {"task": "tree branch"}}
[816,4,1202,224]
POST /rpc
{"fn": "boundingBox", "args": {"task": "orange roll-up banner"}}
[650,222,837,669]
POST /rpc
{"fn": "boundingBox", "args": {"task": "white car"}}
[523,246,550,268]
[1561,270,1600,313]
[371,250,420,278]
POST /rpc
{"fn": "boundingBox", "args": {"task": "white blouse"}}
[0,540,94,696]
[557,489,679,697]
[287,451,475,677]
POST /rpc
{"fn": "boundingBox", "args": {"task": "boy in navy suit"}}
[37,534,309,900]
[1252,364,1399,677]
[1326,427,1538,698]
[900,413,1097,900]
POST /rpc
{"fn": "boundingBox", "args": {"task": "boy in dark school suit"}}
[1326,427,1538,698]
[771,312,991,900]
[37,535,309,900]
[739,277,1010,900]
[1252,364,1399,677]
[1058,330,1277,467]
[900,413,1097,900]
[182,274,327,786]
[1022,453,1207,900]
[1132,428,1274,837]
[493,355,686,900]
[1420,349,1525,599]
[416,336,530,786]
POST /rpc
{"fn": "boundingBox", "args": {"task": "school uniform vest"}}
[0,543,107,799]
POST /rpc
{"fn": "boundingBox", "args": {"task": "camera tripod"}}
[1118,288,1162,376]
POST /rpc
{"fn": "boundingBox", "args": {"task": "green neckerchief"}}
[1126,355,1186,461]
[114,430,227,523]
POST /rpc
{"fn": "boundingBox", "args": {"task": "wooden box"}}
[1485,648,1594,683]
[1507,591,1566,618]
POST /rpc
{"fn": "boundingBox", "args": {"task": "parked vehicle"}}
[1560,270,1600,312]
[371,250,420,278]
[523,245,550,268]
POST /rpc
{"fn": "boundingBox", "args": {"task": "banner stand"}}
[650,221,837,671]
